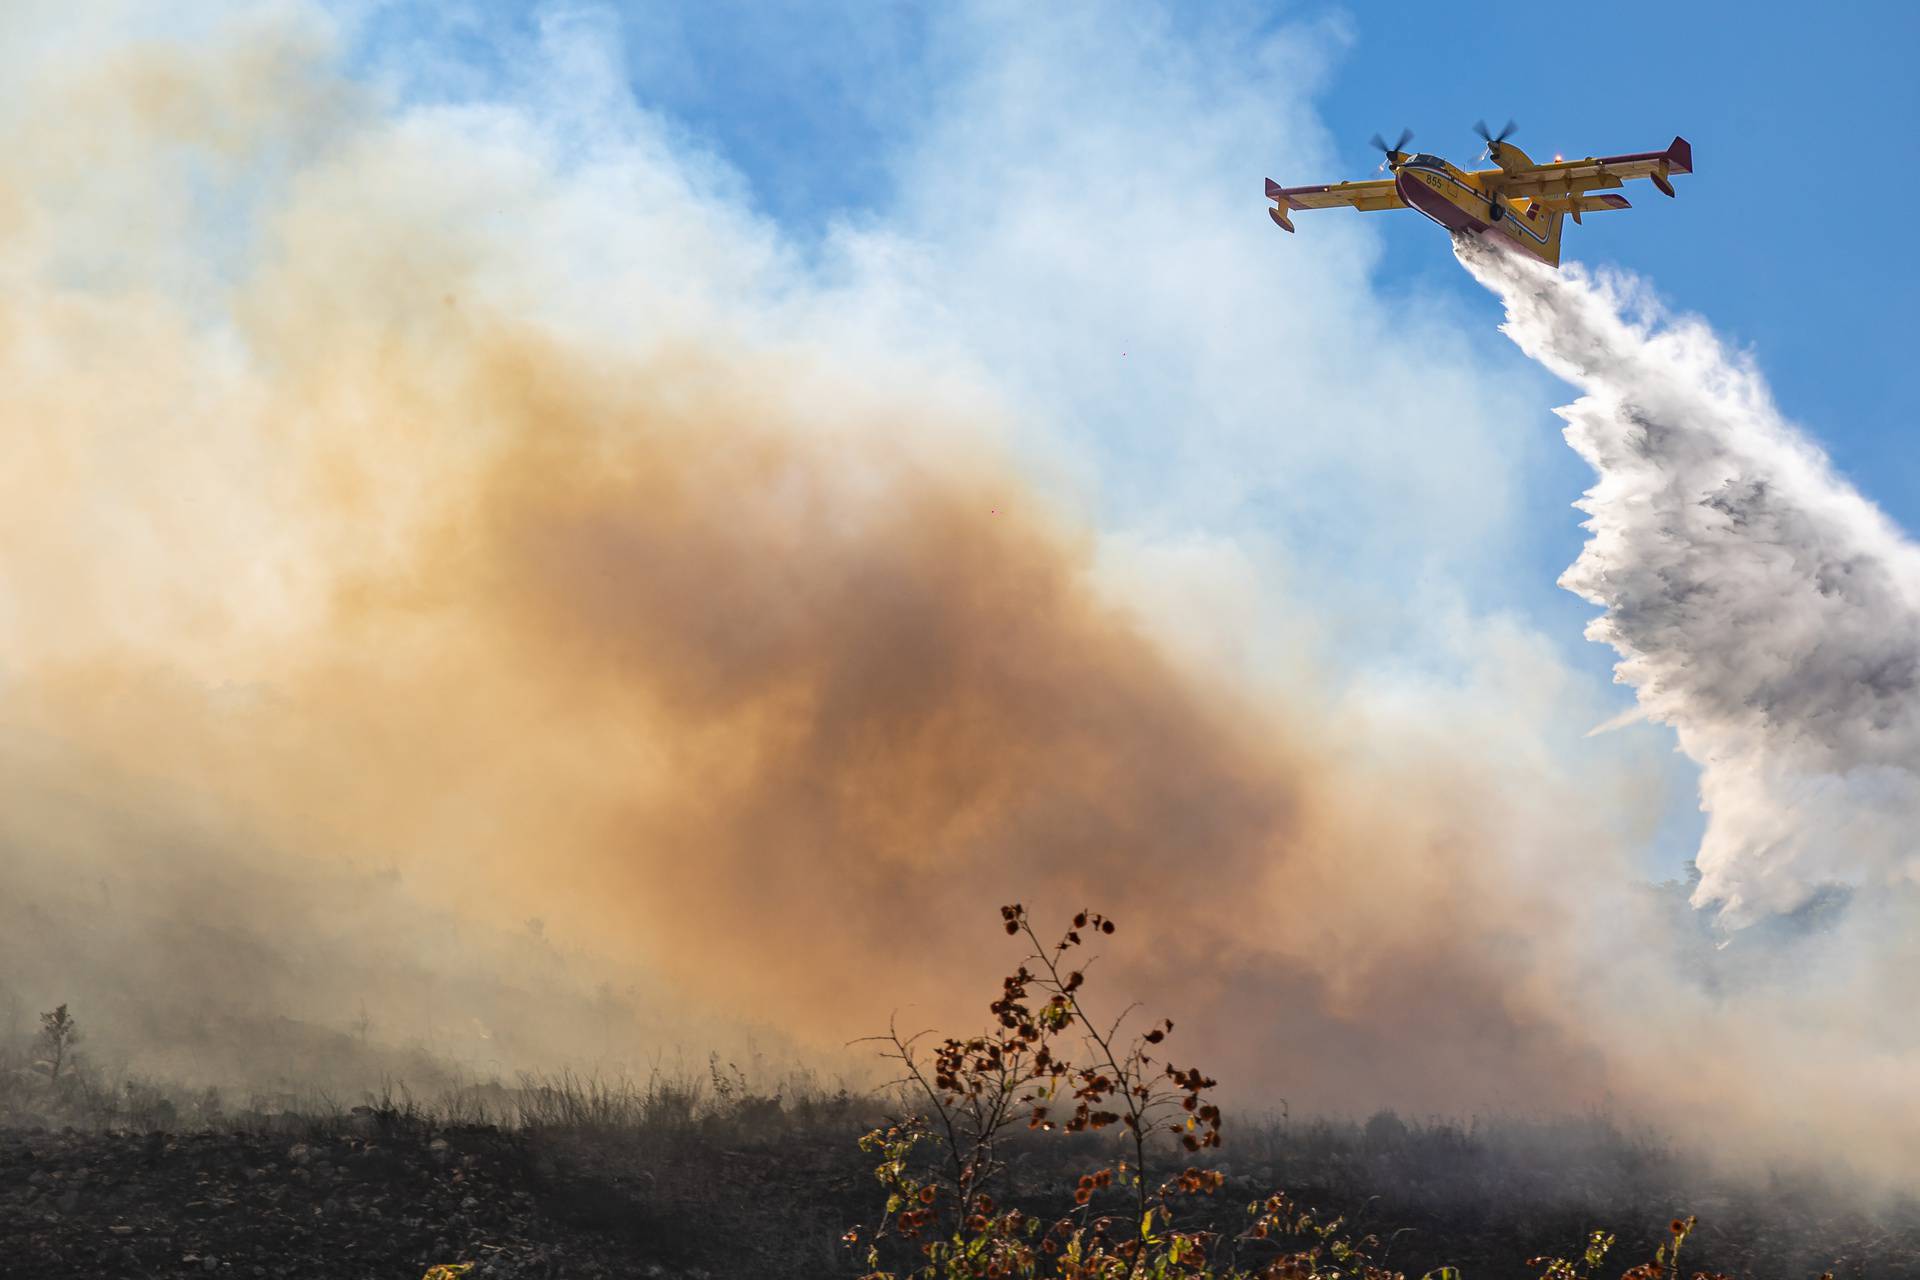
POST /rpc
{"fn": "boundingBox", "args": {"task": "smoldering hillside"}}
[4,5,1918,1188]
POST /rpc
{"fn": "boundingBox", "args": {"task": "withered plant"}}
[35,1004,79,1087]
[848,905,1717,1280]
[847,905,1413,1280]
[867,905,1217,1207]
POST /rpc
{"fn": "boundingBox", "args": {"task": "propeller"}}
[1369,127,1414,158]
[1474,119,1520,161]
[1474,118,1518,155]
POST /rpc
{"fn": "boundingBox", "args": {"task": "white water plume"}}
[1458,234,1920,926]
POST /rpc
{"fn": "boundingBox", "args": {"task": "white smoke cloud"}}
[1459,234,1920,925]
[895,9,1545,541]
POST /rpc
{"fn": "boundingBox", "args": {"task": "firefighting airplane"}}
[1265,121,1691,266]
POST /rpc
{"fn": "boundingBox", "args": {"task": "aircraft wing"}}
[1265,177,1404,231]
[1485,137,1692,200]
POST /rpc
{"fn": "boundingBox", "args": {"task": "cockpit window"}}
[1404,153,1445,168]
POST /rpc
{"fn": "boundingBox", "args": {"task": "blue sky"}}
[339,0,1918,877]
[1313,2,1920,522]
[365,1,1919,527]
[1309,0,1920,694]
[359,2,1920,565]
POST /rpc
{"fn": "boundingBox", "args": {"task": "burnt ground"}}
[4,1116,1920,1279]
[0,1119,862,1279]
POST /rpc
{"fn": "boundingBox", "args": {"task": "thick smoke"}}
[1458,236,1920,925]
[7,4,1920,1184]
[0,7,1641,1113]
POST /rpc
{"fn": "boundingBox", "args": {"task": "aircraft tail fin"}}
[1264,178,1296,232]
[1650,137,1691,197]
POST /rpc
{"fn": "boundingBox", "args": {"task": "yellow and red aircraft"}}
[1265,122,1691,266]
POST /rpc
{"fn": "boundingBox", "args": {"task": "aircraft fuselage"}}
[1392,155,1559,263]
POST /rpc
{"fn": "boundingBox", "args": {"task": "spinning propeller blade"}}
[1369,128,1413,158]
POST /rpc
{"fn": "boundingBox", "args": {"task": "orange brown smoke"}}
[0,11,1624,1116]
[13,9,1920,1183]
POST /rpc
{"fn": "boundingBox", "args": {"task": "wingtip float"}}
[1266,123,1692,267]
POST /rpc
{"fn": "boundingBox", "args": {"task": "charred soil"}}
[5,1117,1920,1279]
